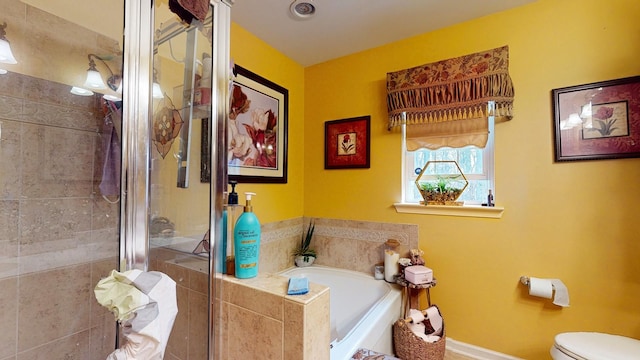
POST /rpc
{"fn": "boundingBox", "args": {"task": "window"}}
[402,117,495,205]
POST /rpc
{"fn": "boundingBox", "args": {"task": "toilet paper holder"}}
[519,276,530,286]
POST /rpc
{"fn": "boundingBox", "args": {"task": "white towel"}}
[408,308,425,323]
[425,306,443,336]
[95,269,178,360]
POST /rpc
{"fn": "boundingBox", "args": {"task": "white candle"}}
[384,249,400,282]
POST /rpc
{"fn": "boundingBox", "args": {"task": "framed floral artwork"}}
[324,116,370,169]
[552,76,640,162]
[228,65,288,183]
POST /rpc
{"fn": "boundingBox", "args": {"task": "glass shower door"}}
[0,0,123,358]
[146,2,213,359]
[0,0,230,358]
[144,1,231,359]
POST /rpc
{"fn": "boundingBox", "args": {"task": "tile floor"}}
[352,348,476,360]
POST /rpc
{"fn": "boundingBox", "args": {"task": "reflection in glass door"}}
[144,1,232,359]
[147,2,214,359]
[0,0,123,358]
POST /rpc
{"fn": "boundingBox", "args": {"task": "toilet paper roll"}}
[409,309,425,323]
[425,306,443,336]
[408,322,426,337]
[424,335,441,343]
[527,277,570,307]
[550,279,570,307]
[528,277,553,299]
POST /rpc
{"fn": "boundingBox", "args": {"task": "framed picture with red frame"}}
[324,116,370,169]
[552,76,640,162]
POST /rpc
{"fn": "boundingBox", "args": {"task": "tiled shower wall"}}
[0,71,119,359]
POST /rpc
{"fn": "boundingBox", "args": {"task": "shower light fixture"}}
[0,22,18,65]
[83,54,122,90]
[73,54,123,100]
[70,86,94,96]
[290,0,316,19]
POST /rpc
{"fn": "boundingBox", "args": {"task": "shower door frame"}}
[119,0,232,358]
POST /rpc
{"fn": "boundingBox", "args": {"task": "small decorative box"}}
[404,265,433,285]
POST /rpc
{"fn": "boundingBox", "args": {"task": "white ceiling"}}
[230,0,537,67]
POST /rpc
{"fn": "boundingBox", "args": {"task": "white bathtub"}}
[280,266,402,360]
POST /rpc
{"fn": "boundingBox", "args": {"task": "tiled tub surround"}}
[261,217,419,275]
[149,216,415,360]
[150,247,330,360]
[0,71,120,358]
[218,273,330,360]
[280,266,403,359]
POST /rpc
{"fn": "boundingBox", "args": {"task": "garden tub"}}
[280,266,402,359]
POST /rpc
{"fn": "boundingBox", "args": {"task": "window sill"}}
[393,203,504,219]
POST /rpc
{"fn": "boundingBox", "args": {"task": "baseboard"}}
[446,338,523,360]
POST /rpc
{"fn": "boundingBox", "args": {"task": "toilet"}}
[551,332,640,359]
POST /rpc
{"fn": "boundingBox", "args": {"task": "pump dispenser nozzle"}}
[228,180,238,205]
[244,192,256,212]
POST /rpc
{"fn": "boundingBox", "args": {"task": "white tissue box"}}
[404,265,433,285]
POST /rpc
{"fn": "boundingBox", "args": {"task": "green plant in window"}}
[415,159,468,205]
[418,175,465,200]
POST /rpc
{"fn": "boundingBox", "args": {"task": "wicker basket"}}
[393,306,446,360]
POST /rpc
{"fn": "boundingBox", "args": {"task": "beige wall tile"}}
[21,99,100,131]
[188,290,209,360]
[21,124,95,198]
[260,239,294,274]
[283,300,304,359]
[17,264,91,351]
[0,95,24,123]
[91,196,120,231]
[0,277,17,359]
[89,315,116,360]
[0,200,19,279]
[166,284,189,360]
[212,300,229,360]
[16,330,91,360]
[90,258,118,327]
[0,120,22,199]
[19,198,91,250]
[158,259,191,288]
[355,239,385,275]
[303,291,330,360]
[227,304,283,360]
[226,280,284,320]
[189,267,209,294]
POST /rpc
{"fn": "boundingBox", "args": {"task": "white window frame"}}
[395,114,504,218]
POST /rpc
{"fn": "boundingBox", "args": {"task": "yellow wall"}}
[233,0,640,357]
[229,23,306,224]
[302,0,640,358]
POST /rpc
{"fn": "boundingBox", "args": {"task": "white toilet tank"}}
[551,332,640,360]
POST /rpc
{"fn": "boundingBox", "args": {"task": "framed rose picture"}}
[552,76,640,162]
[324,116,371,169]
[228,65,288,183]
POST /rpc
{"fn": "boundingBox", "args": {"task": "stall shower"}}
[0,0,230,358]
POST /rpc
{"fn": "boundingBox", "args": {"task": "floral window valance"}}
[386,45,515,130]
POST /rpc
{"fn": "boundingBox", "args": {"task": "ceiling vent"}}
[290,0,316,19]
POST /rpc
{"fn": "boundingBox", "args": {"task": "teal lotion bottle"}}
[234,192,261,278]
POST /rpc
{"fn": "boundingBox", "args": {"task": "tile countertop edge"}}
[221,273,329,305]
